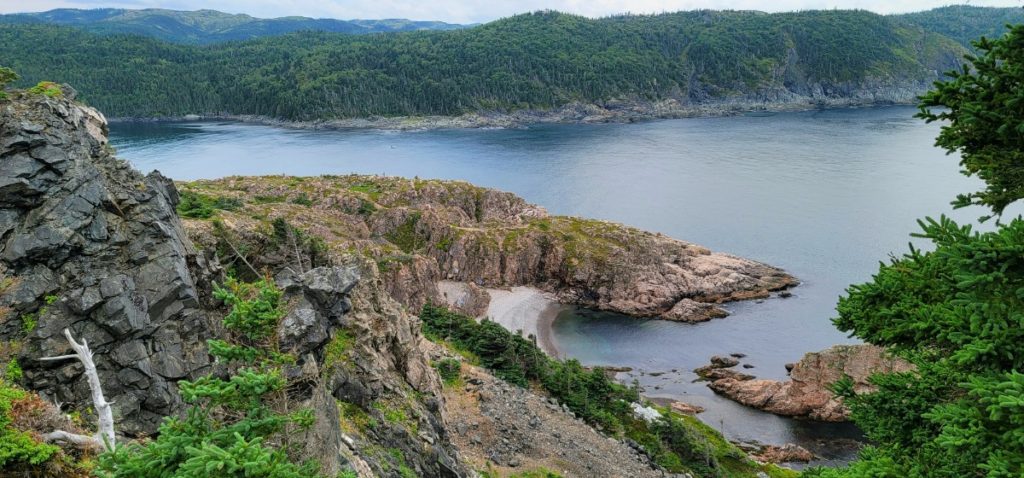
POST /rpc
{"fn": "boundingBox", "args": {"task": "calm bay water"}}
[109,107,993,465]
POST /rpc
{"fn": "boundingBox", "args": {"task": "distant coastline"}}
[107,90,929,132]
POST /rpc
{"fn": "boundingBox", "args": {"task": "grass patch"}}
[291,193,313,206]
[323,329,354,372]
[384,212,424,253]
[252,195,286,204]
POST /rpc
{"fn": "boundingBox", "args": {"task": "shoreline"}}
[438,281,564,356]
[107,96,924,132]
[483,287,564,357]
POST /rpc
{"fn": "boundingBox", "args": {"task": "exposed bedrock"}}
[181,175,798,323]
[698,344,915,422]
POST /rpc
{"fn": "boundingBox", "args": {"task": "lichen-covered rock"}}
[1,92,218,435]
[707,344,915,421]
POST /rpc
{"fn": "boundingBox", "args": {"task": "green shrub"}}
[27,81,62,97]
[2,359,21,382]
[176,191,242,219]
[434,358,461,385]
[0,381,60,468]
[291,193,313,206]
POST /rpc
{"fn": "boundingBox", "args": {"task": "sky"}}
[0,0,1020,24]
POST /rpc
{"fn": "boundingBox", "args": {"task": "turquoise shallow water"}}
[110,107,996,465]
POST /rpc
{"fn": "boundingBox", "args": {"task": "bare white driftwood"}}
[39,328,115,451]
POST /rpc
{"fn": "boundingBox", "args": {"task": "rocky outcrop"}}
[280,264,465,477]
[437,280,491,317]
[1,91,219,435]
[750,444,815,464]
[181,175,797,322]
[702,345,915,422]
[1,91,471,477]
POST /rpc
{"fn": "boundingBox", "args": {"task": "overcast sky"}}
[0,0,1020,24]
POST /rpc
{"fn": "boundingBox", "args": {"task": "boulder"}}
[669,401,705,415]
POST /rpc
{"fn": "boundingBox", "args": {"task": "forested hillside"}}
[0,8,466,43]
[896,5,1024,49]
[0,9,967,120]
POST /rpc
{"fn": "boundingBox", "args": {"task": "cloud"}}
[0,0,1021,23]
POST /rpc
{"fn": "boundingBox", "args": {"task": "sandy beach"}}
[438,281,563,356]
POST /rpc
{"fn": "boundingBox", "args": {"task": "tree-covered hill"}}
[0,9,968,120]
[0,8,466,44]
[895,5,1024,49]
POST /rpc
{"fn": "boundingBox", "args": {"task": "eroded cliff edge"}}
[180,175,797,323]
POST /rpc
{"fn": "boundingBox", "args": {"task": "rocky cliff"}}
[0,90,469,476]
[180,175,797,323]
[0,89,217,435]
[698,345,915,422]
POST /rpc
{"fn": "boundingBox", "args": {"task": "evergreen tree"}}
[810,23,1024,478]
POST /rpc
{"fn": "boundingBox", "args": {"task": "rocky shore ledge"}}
[697,345,914,422]
[180,175,797,324]
[109,79,937,132]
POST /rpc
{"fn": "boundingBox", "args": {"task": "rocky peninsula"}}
[698,345,914,422]
[179,174,797,324]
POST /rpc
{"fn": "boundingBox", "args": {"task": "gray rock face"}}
[0,93,470,476]
[0,93,218,435]
[277,266,358,355]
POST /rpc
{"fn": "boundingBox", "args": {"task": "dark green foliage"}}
[385,212,424,253]
[0,10,963,120]
[0,65,16,100]
[812,23,1024,478]
[897,6,1024,50]
[291,193,313,206]
[419,305,775,476]
[814,217,1024,476]
[0,8,464,44]
[433,358,461,385]
[919,24,1024,218]
[98,279,321,477]
[176,191,242,219]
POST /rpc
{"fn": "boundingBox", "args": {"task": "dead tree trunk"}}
[39,328,116,451]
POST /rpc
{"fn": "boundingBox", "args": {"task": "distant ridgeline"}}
[0,7,1018,120]
[0,8,467,43]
